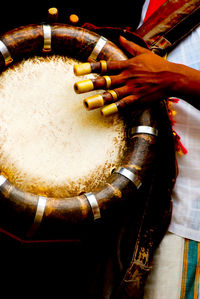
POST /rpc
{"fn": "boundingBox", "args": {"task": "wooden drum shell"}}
[0,23,166,241]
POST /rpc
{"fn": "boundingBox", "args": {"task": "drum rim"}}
[0,23,160,240]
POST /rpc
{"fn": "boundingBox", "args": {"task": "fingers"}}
[101,95,137,116]
[73,38,149,77]
[73,49,159,116]
[74,60,125,76]
[84,86,163,116]
[73,59,137,115]
[101,93,155,117]
[119,36,149,56]
[83,90,117,110]
[83,86,130,110]
[74,74,124,94]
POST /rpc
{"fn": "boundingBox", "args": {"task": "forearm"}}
[168,63,200,110]
[118,37,200,110]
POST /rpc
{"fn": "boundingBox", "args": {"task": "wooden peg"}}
[48,7,58,22]
[69,14,79,25]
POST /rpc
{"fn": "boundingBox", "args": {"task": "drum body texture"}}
[0,23,132,239]
[0,23,169,239]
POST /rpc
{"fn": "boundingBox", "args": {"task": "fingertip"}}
[119,35,126,41]
[119,36,148,56]
[119,36,138,56]
[119,35,128,46]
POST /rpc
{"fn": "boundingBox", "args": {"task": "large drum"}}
[0,23,172,247]
[0,23,177,299]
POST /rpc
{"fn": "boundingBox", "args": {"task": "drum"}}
[0,23,162,241]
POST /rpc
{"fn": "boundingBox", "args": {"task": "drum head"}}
[0,55,127,198]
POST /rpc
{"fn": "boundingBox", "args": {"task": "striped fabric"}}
[144,233,200,299]
[181,240,200,299]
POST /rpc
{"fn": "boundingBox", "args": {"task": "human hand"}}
[74,36,178,116]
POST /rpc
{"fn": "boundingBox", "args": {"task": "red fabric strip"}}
[144,0,167,22]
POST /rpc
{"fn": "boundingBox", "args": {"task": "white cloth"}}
[143,232,185,299]
[167,29,200,242]
[139,1,200,242]
[138,0,150,27]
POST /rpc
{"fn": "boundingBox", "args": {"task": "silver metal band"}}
[0,40,13,66]
[85,192,101,220]
[130,125,158,137]
[27,196,47,237]
[88,36,107,62]
[115,167,142,189]
[34,196,47,226]
[0,175,7,187]
[42,24,52,52]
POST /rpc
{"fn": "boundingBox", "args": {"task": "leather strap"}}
[136,0,200,55]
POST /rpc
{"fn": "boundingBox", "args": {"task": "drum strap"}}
[81,4,200,298]
[112,1,200,298]
[136,0,200,55]
[82,0,200,58]
[143,0,167,23]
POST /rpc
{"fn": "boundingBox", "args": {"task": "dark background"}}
[0,0,145,34]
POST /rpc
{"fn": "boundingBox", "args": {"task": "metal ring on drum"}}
[0,23,161,241]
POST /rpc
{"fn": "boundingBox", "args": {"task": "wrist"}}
[166,62,186,96]
[167,62,200,102]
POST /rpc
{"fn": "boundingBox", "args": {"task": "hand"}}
[74,36,195,115]
[107,36,175,109]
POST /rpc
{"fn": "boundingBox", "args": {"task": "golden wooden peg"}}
[48,7,58,22]
[74,63,92,76]
[74,79,94,94]
[101,103,118,116]
[69,14,79,25]
[84,94,104,110]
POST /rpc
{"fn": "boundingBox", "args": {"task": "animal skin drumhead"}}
[0,55,127,198]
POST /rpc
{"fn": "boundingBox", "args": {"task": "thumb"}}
[119,36,149,56]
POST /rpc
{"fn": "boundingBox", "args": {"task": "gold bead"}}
[103,76,112,89]
[100,60,107,73]
[108,90,118,100]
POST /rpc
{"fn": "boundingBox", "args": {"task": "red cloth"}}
[144,0,167,22]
